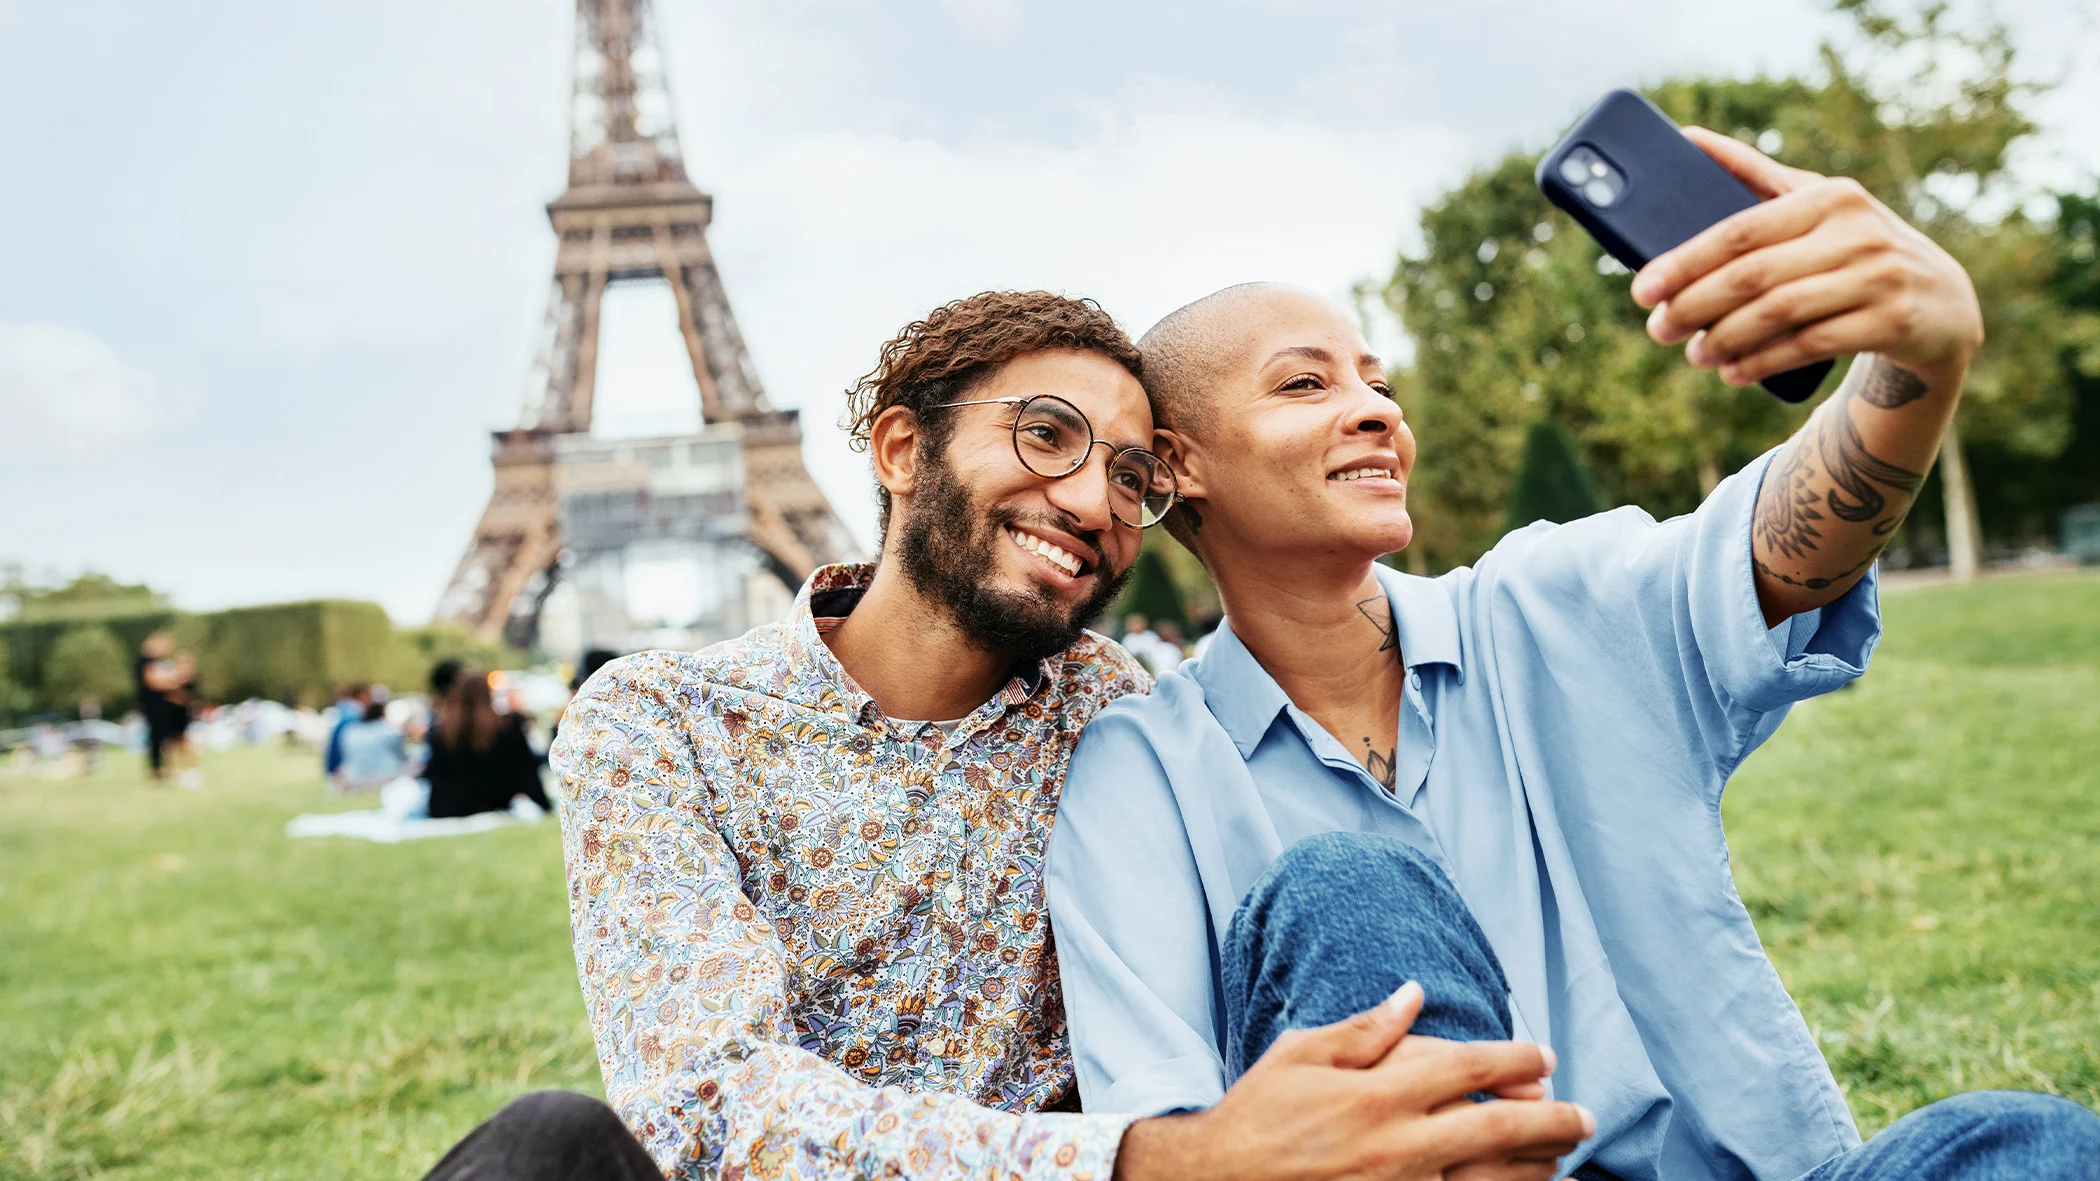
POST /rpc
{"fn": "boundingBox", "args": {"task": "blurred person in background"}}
[1121,612,1183,676]
[424,666,549,819]
[330,697,411,794]
[76,695,103,774]
[1152,619,1188,674]
[323,683,373,779]
[133,631,201,787]
[165,650,204,788]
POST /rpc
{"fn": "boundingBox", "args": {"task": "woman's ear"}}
[1152,427,1209,502]
[870,405,923,500]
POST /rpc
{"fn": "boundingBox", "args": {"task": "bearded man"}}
[421,290,1594,1181]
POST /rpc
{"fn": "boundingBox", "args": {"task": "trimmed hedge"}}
[1,601,522,721]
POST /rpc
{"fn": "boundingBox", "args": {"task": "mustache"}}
[989,506,1112,576]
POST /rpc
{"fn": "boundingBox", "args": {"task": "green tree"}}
[1504,419,1603,535]
[0,632,18,718]
[0,571,167,623]
[1383,0,2092,574]
[1115,546,1188,629]
[43,625,131,714]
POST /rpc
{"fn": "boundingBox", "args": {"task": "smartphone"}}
[1536,89,1831,403]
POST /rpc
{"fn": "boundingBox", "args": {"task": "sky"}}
[2,0,2095,623]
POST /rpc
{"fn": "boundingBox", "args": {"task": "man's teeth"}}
[1010,529,1083,576]
[1329,467,1394,482]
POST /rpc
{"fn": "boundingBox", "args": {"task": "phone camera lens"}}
[1558,155,1590,186]
[1583,177,1619,206]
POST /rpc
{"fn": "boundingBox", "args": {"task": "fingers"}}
[1717,306,1888,385]
[1415,1099,1596,1172]
[1378,1037,1555,1107]
[1689,269,1876,365]
[1277,980,1422,1069]
[1681,125,1820,200]
[1632,185,1832,309]
[1647,228,1875,345]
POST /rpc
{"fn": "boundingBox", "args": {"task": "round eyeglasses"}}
[933,394,1180,529]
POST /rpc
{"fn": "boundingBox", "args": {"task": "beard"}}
[897,450,1133,666]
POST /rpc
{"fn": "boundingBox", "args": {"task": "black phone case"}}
[1536,88,1831,403]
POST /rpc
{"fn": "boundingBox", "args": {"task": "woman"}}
[425,666,550,819]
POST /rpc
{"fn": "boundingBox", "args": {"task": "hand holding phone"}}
[1538,89,1982,405]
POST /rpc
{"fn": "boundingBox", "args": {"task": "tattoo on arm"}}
[1755,386,1928,596]
[1819,410,1925,524]
[1753,440,1826,561]
[1856,359,1930,409]
[1363,739,1398,791]
[1355,596,1398,653]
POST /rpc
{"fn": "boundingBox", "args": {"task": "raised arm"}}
[1630,127,1983,625]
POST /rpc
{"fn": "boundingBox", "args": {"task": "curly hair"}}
[843,290,1143,538]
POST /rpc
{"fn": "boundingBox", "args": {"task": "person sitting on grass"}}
[418,291,1596,1181]
[329,696,409,794]
[1045,130,2100,1181]
[423,666,549,819]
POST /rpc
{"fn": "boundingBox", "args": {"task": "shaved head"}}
[1138,282,1403,561]
[1138,282,1310,441]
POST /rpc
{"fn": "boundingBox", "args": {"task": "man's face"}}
[894,348,1151,662]
[1172,291,1417,563]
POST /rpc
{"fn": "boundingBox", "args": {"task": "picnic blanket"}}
[285,777,546,844]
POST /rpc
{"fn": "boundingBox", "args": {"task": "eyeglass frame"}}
[929,394,1181,529]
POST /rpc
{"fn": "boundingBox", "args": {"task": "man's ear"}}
[870,405,924,501]
[1152,427,1210,502]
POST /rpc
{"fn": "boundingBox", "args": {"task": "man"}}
[425,291,1593,1180]
[134,631,189,786]
[1046,132,2100,1179]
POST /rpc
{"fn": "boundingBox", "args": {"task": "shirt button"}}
[945,883,964,904]
[1409,671,1422,690]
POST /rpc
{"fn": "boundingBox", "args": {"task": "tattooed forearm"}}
[1819,409,1926,524]
[1753,440,1826,560]
[1355,596,1398,653]
[1856,358,1930,409]
[1363,740,1398,791]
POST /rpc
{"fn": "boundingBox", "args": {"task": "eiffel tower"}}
[438,0,855,650]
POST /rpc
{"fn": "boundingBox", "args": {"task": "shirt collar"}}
[1192,564,1465,758]
[789,562,1051,731]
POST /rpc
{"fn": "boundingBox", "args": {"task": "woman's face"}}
[1164,290,1417,568]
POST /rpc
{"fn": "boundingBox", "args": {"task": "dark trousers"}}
[421,1091,659,1181]
[1223,831,2100,1181]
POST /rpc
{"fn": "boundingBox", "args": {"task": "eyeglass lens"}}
[1012,396,1177,527]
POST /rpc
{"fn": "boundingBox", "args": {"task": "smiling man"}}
[1047,132,2100,1181]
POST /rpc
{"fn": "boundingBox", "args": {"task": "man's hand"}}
[1113,982,1593,1181]
[1630,126,1982,391]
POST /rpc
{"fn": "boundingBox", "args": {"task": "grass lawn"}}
[2,570,2095,1178]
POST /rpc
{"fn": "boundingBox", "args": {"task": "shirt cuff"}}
[1093,1054,1226,1120]
[1690,447,1883,717]
[1013,1111,1142,1181]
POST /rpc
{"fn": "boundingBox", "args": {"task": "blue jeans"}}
[1223,832,2100,1181]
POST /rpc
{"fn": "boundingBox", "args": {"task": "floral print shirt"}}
[552,563,1151,1181]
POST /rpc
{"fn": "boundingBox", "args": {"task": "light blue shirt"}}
[1047,450,1880,1181]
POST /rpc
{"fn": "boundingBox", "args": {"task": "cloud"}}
[0,322,184,454]
[939,0,1024,46]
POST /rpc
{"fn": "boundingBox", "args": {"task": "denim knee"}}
[1930,1091,2100,1159]
[1222,831,1510,1078]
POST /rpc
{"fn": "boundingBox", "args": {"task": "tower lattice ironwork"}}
[438,0,854,647]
